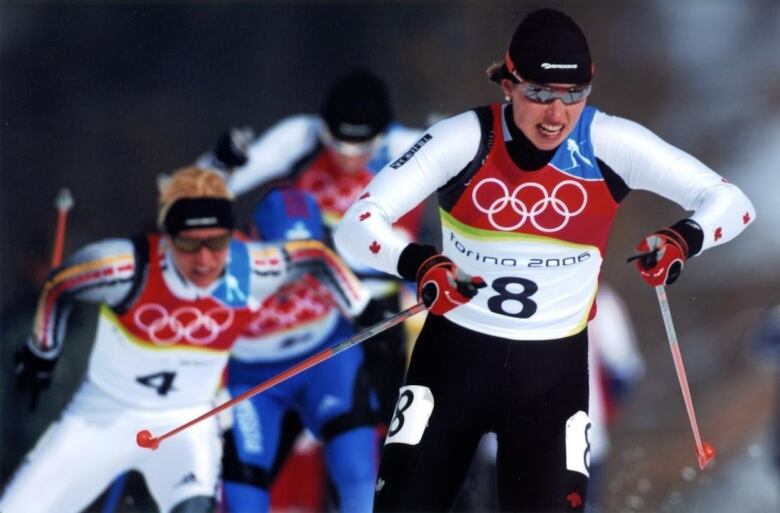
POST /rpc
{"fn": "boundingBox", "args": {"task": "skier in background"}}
[199,69,425,427]
[749,305,780,480]
[586,284,645,512]
[221,187,379,513]
[2,166,369,513]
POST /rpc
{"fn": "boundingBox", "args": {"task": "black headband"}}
[163,198,235,235]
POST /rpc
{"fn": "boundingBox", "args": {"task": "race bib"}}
[565,410,591,477]
[384,385,434,446]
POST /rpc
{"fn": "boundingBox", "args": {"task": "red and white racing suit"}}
[334,103,755,512]
[0,235,367,513]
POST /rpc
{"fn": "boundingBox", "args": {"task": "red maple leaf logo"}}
[566,492,582,508]
[369,241,381,254]
[359,192,370,200]
[714,227,723,241]
[743,212,751,224]
[359,212,371,221]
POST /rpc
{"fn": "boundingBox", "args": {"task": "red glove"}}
[416,255,486,316]
[631,229,689,286]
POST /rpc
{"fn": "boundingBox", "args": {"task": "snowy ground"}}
[599,434,779,513]
[675,436,779,513]
[600,344,779,513]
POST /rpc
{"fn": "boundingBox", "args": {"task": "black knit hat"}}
[505,9,592,84]
[320,69,393,142]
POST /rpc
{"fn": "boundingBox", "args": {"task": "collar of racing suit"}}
[502,104,558,171]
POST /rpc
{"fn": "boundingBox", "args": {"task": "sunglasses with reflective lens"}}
[171,234,231,253]
[320,126,382,157]
[513,72,592,105]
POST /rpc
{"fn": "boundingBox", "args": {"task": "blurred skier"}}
[749,305,780,474]
[221,187,379,513]
[586,284,645,512]
[199,68,425,426]
[2,166,369,513]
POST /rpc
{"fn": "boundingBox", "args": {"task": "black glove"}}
[15,344,57,410]
[213,127,254,169]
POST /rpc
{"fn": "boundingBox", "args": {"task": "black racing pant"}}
[374,314,590,513]
[361,293,409,426]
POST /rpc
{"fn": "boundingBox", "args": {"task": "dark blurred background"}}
[2,1,779,512]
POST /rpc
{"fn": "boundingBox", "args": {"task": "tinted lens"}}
[172,237,201,253]
[522,83,591,105]
[564,84,591,104]
[524,85,555,103]
[203,235,231,251]
[320,126,380,157]
[172,235,230,253]
[327,137,378,157]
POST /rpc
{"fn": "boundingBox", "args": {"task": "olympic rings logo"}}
[133,304,235,345]
[245,283,331,336]
[471,178,587,232]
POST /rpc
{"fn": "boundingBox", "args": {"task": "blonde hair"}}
[157,166,232,229]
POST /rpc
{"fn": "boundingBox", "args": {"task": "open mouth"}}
[537,123,564,137]
[191,267,217,282]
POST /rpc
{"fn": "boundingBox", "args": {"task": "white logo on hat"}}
[542,63,578,69]
[185,216,218,226]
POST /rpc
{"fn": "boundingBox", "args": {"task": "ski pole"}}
[51,188,74,268]
[137,301,427,450]
[28,188,75,411]
[655,285,716,470]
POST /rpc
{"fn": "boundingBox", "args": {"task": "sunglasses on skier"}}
[320,126,382,157]
[171,234,231,253]
[511,71,591,105]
